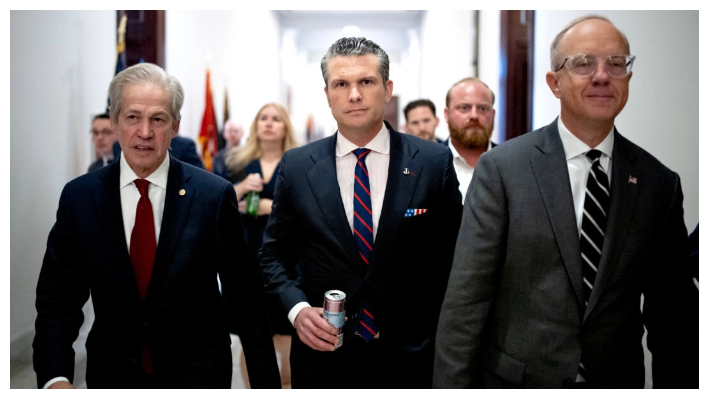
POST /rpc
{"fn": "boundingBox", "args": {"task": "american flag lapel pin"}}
[628,175,637,184]
[403,168,415,175]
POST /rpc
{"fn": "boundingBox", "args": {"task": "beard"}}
[448,121,493,148]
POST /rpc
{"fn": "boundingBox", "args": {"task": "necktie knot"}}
[586,149,603,162]
[353,148,371,161]
[134,179,150,198]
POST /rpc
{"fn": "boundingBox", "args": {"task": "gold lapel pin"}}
[179,189,186,196]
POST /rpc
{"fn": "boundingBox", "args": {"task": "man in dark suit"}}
[112,134,206,170]
[433,16,698,388]
[87,113,118,173]
[33,63,280,389]
[260,37,462,388]
[443,77,497,202]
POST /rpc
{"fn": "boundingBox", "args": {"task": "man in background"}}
[443,78,497,201]
[87,113,118,172]
[403,99,442,144]
[212,119,244,180]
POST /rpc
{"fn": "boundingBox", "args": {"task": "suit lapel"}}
[367,129,421,275]
[146,157,195,302]
[530,121,585,308]
[584,131,640,318]
[94,162,142,302]
[305,135,363,272]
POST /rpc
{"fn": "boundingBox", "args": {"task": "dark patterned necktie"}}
[578,149,610,381]
[352,148,378,342]
[129,178,156,373]
[579,150,610,306]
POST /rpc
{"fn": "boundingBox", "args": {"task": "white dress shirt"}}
[557,117,614,236]
[449,139,492,202]
[119,152,170,249]
[287,123,390,325]
[42,153,171,388]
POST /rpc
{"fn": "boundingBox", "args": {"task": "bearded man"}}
[443,77,497,201]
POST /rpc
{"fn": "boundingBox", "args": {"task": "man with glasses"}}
[443,78,497,201]
[87,113,118,172]
[433,15,698,388]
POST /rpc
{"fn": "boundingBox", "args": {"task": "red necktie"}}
[129,178,156,373]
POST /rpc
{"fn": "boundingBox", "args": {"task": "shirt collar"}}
[119,151,171,190]
[335,123,390,158]
[448,138,492,165]
[557,117,614,160]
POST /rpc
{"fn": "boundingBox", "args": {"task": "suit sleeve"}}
[259,152,309,313]
[33,185,90,388]
[213,182,281,388]
[177,138,206,169]
[433,152,508,388]
[642,172,698,388]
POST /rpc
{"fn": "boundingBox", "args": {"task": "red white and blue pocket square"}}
[404,208,428,217]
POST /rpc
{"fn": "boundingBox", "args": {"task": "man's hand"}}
[47,381,74,389]
[293,307,339,351]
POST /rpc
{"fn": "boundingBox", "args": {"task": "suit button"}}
[130,358,138,364]
[352,312,358,321]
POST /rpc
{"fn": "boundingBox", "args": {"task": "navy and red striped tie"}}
[352,148,379,342]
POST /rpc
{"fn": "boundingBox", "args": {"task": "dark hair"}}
[404,99,436,122]
[321,37,389,86]
[92,113,110,123]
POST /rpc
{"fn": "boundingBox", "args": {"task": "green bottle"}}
[245,190,260,216]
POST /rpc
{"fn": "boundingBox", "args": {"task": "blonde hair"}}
[225,102,297,174]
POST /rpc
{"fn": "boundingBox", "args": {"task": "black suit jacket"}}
[433,120,698,388]
[33,156,280,388]
[260,122,462,387]
[113,136,205,169]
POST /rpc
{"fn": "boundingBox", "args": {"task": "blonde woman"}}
[224,102,297,388]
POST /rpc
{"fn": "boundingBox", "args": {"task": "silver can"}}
[323,290,346,349]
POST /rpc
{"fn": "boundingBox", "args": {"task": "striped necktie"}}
[578,149,610,382]
[352,148,379,342]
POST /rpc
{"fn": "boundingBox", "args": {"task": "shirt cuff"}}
[43,377,70,389]
[288,302,311,326]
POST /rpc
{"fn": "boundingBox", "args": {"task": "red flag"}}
[198,69,218,171]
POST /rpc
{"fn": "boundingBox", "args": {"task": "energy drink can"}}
[323,290,346,349]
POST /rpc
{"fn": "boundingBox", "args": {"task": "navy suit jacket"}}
[112,136,205,169]
[33,157,280,388]
[260,122,463,386]
[434,120,698,388]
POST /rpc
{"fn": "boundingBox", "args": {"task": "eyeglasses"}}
[555,54,636,78]
[454,103,493,116]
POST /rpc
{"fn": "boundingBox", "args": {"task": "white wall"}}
[419,10,475,141]
[10,10,115,360]
[166,10,282,146]
[533,11,699,230]
[477,10,502,144]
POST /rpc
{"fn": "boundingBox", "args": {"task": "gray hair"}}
[320,37,390,86]
[108,63,184,123]
[549,15,630,70]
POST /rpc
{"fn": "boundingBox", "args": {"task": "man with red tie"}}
[33,63,280,389]
[259,37,463,388]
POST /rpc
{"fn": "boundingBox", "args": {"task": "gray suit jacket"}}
[433,119,698,388]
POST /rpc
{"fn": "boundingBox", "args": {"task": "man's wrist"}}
[288,302,311,326]
[43,377,70,389]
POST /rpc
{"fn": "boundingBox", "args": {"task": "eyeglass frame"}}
[554,54,636,78]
